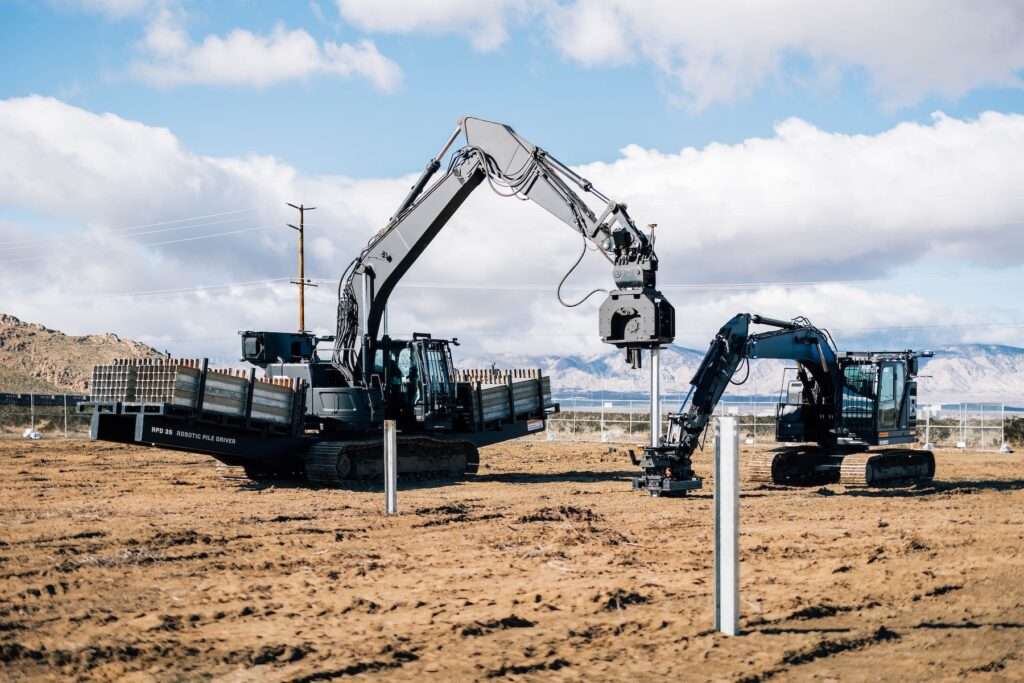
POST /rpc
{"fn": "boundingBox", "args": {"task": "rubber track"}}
[744,448,836,486]
[304,437,479,487]
[745,450,778,483]
[839,449,935,487]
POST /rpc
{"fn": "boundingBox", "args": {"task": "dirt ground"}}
[1,437,1023,682]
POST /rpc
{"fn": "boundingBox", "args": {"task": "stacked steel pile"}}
[89,358,304,425]
[455,368,542,385]
[89,358,140,402]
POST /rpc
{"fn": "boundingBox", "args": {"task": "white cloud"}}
[0,97,1023,362]
[131,9,401,91]
[338,1,1024,109]
[549,1,1024,109]
[335,0,534,51]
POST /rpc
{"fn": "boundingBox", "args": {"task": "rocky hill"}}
[0,314,161,393]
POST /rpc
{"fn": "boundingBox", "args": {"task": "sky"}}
[1,0,1024,366]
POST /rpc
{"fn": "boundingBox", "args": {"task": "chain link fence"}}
[545,392,777,444]
[918,403,1019,450]
[547,391,1023,452]
[0,393,91,439]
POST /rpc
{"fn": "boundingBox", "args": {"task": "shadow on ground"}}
[469,470,638,485]
[842,479,1024,497]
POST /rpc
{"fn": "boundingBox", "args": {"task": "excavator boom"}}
[332,116,674,385]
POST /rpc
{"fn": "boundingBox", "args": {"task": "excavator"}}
[299,115,675,484]
[82,116,675,486]
[633,314,936,496]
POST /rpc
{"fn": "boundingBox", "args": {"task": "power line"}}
[0,214,257,252]
[0,225,274,265]
[114,320,1024,344]
[25,269,1016,302]
[88,277,295,299]
[0,207,258,248]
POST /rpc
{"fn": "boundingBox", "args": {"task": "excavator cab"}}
[775,352,924,448]
[374,333,459,431]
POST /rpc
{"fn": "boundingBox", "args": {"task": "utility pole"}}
[287,202,317,333]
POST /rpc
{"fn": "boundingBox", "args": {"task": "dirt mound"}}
[0,313,161,392]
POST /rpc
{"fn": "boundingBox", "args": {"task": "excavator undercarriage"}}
[745,447,936,487]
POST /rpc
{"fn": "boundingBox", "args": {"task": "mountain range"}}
[2,311,1022,406]
[455,343,1024,406]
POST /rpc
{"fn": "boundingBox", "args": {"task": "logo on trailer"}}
[527,419,544,432]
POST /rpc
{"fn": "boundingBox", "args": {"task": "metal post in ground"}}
[981,403,986,449]
[923,406,935,451]
[384,419,397,514]
[714,416,740,636]
[1000,403,1013,453]
[650,347,661,447]
[957,403,967,449]
[622,397,630,440]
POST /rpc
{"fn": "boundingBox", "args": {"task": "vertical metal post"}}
[63,394,68,438]
[1000,403,1012,453]
[287,202,317,333]
[572,394,577,440]
[715,416,740,636]
[974,403,983,450]
[384,419,397,514]
[650,347,661,447]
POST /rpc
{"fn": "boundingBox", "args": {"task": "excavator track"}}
[304,437,479,487]
[838,449,935,487]
[744,447,837,486]
[745,450,779,484]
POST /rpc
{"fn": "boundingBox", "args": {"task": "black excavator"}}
[633,314,935,496]
[82,116,674,486]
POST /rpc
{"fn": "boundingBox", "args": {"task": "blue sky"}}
[6,1,1024,176]
[1,1,1024,362]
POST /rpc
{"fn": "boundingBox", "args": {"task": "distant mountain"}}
[918,344,1024,404]
[0,314,161,393]
[455,342,1024,405]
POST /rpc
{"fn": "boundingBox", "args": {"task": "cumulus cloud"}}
[550,1,1024,108]
[130,8,401,91]
[337,0,1024,108]
[0,97,1022,361]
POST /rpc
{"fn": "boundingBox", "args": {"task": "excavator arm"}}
[635,313,842,496]
[332,116,674,384]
